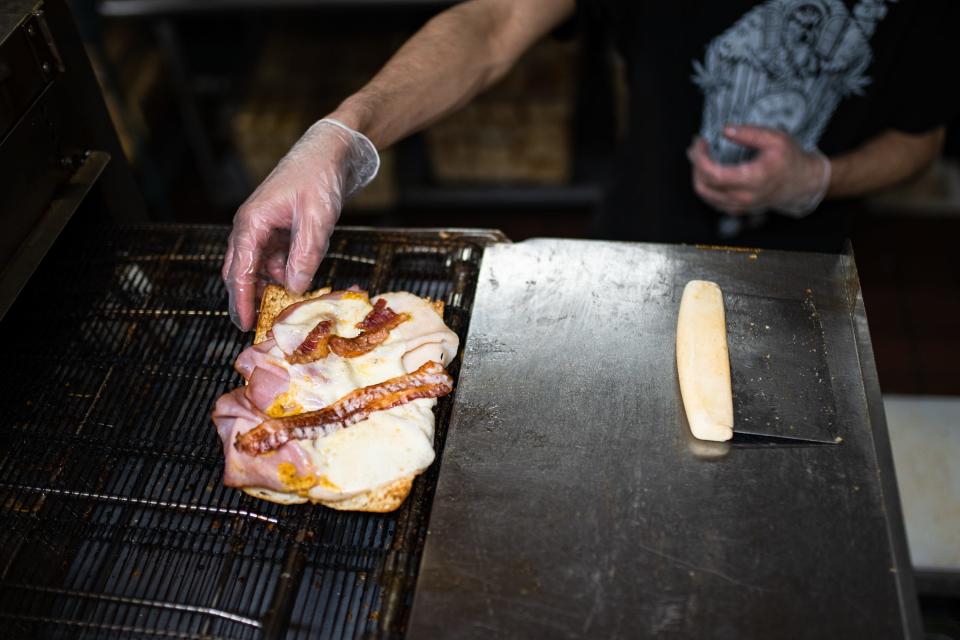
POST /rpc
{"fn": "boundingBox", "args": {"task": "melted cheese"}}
[267,293,442,503]
[276,462,317,495]
[303,402,436,502]
[265,392,303,418]
[271,296,370,355]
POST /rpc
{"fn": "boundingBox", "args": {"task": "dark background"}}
[71,0,960,399]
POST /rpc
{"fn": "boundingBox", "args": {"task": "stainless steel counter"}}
[407,239,918,639]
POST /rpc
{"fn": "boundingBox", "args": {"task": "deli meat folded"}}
[212,287,459,512]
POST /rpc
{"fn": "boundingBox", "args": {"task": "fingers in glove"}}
[222,232,235,284]
[285,194,338,294]
[227,278,255,332]
[691,163,755,201]
[721,124,784,152]
[225,208,274,331]
[687,138,756,191]
[693,175,749,215]
[258,228,291,285]
[255,279,270,307]
[263,249,288,285]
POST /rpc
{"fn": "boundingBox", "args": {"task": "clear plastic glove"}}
[222,119,379,330]
[687,125,831,218]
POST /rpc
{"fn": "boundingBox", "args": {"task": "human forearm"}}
[827,128,945,199]
[328,0,573,149]
[223,0,573,328]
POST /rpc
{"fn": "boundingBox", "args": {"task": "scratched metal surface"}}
[406,239,920,639]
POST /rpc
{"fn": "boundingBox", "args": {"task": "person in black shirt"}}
[587,0,958,250]
[223,0,958,330]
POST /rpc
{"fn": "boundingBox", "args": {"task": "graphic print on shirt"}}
[693,0,891,164]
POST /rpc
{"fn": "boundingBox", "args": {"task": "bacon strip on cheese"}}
[235,360,454,455]
[357,299,406,331]
[287,299,411,363]
[287,319,334,364]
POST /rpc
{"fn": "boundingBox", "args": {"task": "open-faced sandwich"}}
[212,285,459,512]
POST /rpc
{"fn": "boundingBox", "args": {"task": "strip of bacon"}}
[287,319,333,365]
[329,328,390,358]
[235,360,453,455]
[330,300,411,357]
[289,300,411,362]
[357,299,402,330]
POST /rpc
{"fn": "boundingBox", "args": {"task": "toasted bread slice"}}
[254,284,332,345]
[241,475,415,512]
[250,285,443,513]
[242,486,307,505]
[318,475,415,512]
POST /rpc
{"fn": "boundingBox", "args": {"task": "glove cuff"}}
[776,149,832,218]
[314,118,381,197]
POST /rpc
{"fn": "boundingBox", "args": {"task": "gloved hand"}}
[687,125,831,218]
[222,119,379,330]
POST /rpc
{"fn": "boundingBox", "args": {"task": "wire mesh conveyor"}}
[0,224,504,639]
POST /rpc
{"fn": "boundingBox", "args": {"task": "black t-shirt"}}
[580,0,959,251]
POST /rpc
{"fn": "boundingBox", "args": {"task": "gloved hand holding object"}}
[222,119,379,330]
[687,125,832,218]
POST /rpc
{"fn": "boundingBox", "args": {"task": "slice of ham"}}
[235,361,454,455]
[233,336,291,413]
[246,366,291,413]
[212,388,316,491]
[235,337,283,381]
[375,292,459,372]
